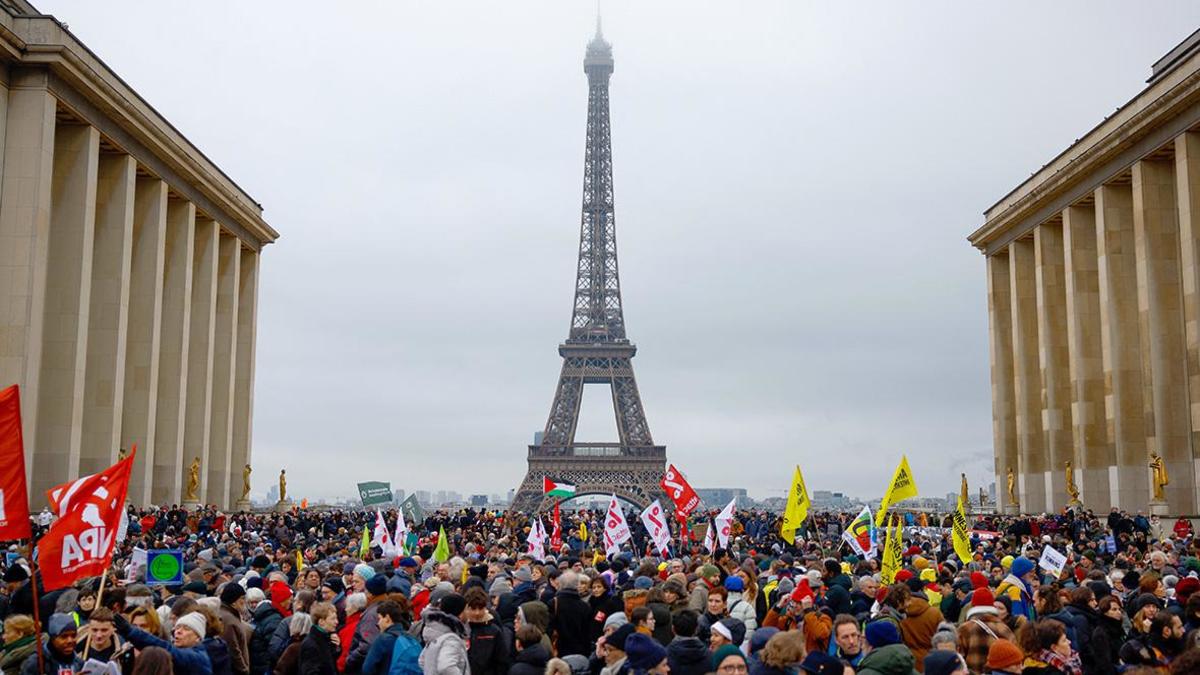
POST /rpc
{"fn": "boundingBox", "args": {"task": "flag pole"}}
[81,570,108,661]
[26,539,44,675]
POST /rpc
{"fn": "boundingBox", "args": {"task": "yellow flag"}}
[875,455,919,526]
[433,525,450,562]
[359,525,370,557]
[579,521,588,542]
[295,549,304,572]
[952,496,972,564]
[881,514,902,584]
[780,466,810,543]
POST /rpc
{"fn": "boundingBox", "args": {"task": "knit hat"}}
[971,587,995,608]
[919,568,937,583]
[1176,576,1200,601]
[489,577,513,596]
[440,592,467,617]
[1010,557,1034,579]
[603,612,628,631]
[894,569,914,583]
[608,623,637,651]
[985,639,1023,670]
[711,644,746,671]
[365,574,388,596]
[913,556,929,570]
[633,576,653,590]
[799,652,845,675]
[791,579,814,603]
[513,567,533,583]
[864,620,901,648]
[718,617,746,646]
[353,563,375,581]
[923,650,964,675]
[47,613,75,637]
[625,633,667,671]
[970,572,988,589]
[723,576,744,592]
[269,581,292,615]
[711,620,733,642]
[182,581,207,595]
[398,557,419,569]
[174,612,207,640]
[220,582,246,606]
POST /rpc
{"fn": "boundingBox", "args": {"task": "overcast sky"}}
[37,1,1200,503]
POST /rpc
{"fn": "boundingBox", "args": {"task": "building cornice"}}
[0,12,277,247]
[968,47,1200,254]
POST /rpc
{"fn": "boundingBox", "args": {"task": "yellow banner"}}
[881,514,902,584]
[780,465,810,543]
[952,496,972,564]
[875,455,919,526]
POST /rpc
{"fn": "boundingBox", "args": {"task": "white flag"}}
[372,509,396,556]
[639,500,672,557]
[704,520,716,553]
[714,498,736,549]
[393,511,408,555]
[528,517,547,559]
[603,495,631,558]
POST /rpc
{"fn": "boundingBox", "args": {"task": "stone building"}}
[970,29,1200,515]
[0,1,277,508]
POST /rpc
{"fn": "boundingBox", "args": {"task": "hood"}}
[515,642,552,667]
[858,643,915,674]
[556,587,581,600]
[422,609,467,639]
[904,597,931,618]
[520,600,550,631]
[667,636,709,664]
[829,574,853,590]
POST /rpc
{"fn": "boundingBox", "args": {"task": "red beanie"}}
[971,587,995,608]
[1176,577,1200,601]
[895,570,914,583]
[970,572,988,589]
[269,581,293,617]
[791,579,814,603]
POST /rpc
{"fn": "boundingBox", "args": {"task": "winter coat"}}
[1089,613,1126,675]
[588,593,625,642]
[898,596,943,672]
[508,643,551,675]
[466,615,510,675]
[298,627,338,675]
[364,625,419,675]
[420,611,471,675]
[345,599,383,673]
[551,587,593,656]
[122,623,214,675]
[338,611,363,672]
[822,575,853,617]
[274,635,306,675]
[205,636,233,675]
[1,636,35,675]
[667,636,710,675]
[956,607,1015,674]
[19,641,75,675]
[856,643,919,675]
[1059,602,1099,672]
[220,603,252,675]
[251,603,285,675]
[726,591,758,632]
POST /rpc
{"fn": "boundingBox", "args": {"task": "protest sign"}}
[357,481,393,507]
[146,550,184,586]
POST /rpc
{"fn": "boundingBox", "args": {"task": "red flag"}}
[0,386,31,541]
[39,450,135,591]
[660,464,700,516]
[550,501,562,550]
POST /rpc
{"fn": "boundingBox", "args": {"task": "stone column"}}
[1173,132,1200,510]
[122,177,167,506]
[0,70,56,486]
[1062,202,1111,509]
[152,200,193,506]
[1096,183,1149,509]
[207,235,240,508]
[80,153,134,476]
[33,123,99,498]
[231,249,259,510]
[989,252,1019,512]
[1010,238,1047,512]
[1132,158,1193,513]
[182,217,217,505]
[1035,222,1075,509]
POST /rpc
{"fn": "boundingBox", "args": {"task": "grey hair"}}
[558,571,579,589]
[345,592,368,614]
[289,612,313,637]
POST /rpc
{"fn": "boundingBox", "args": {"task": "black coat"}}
[250,604,284,675]
[466,618,511,675]
[509,643,551,675]
[588,593,624,642]
[1060,602,1099,672]
[551,588,593,657]
[204,637,233,675]
[667,636,709,675]
[298,628,338,675]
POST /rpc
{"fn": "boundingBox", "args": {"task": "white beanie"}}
[174,612,207,640]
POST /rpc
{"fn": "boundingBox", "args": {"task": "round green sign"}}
[149,553,180,582]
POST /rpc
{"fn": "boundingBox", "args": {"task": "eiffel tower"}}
[510,21,666,514]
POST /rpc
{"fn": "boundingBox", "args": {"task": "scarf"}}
[1033,649,1082,675]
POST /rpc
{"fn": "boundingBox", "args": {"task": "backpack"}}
[388,632,423,675]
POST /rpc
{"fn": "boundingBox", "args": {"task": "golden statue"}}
[1065,460,1080,503]
[240,464,252,501]
[1006,466,1016,504]
[1150,453,1169,501]
[185,458,200,501]
[960,473,969,507]
[117,447,128,462]
[279,469,287,502]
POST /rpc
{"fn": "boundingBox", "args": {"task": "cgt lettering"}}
[60,527,113,568]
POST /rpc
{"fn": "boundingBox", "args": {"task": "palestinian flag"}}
[543,477,576,498]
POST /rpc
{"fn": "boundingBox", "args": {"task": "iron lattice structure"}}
[510,24,666,514]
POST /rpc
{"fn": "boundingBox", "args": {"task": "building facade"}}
[970,30,1200,515]
[0,1,277,508]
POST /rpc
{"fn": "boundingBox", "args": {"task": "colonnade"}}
[0,68,260,508]
[988,133,1200,514]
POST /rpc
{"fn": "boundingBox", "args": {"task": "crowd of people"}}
[0,504,1198,675]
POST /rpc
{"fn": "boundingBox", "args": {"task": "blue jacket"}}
[363,625,418,675]
[122,624,213,675]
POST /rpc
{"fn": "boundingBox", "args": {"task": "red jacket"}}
[337,611,362,672]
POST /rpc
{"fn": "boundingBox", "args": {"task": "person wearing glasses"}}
[712,644,748,675]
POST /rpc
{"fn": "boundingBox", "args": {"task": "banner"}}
[602,494,631,558]
[639,500,671,557]
[393,511,409,555]
[145,549,183,586]
[1038,544,1067,579]
[951,496,973,564]
[703,519,716,553]
[875,455,919,526]
[660,464,700,516]
[780,465,810,543]
[127,547,147,583]
[399,494,425,526]
[39,451,135,591]
[359,526,369,557]
[526,518,546,559]
[714,498,736,549]
[840,506,876,559]
[550,501,562,551]
[433,525,450,562]
[358,481,393,507]
[881,514,902,584]
[372,509,398,556]
[0,386,31,541]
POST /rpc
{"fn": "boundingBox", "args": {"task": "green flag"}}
[433,525,450,562]
[359,525,370,557]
